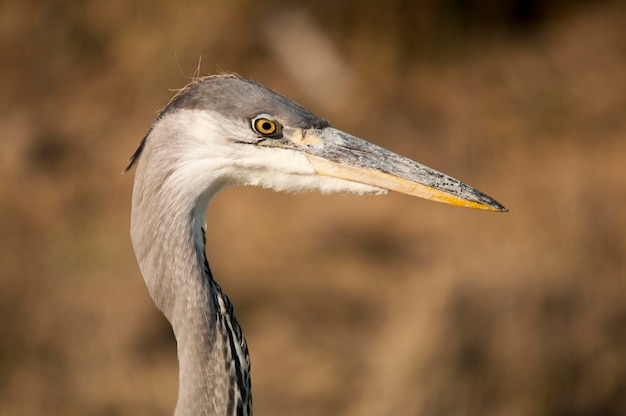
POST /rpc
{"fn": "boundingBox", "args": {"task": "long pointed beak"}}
[288,127,507,212]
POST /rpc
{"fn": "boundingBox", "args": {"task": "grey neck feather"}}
[130,122,250,416]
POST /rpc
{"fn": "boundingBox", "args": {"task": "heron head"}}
[128,75,506,212]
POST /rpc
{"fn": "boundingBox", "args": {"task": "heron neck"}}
[130,168,240,416]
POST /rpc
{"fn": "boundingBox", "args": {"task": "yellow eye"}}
[252,115,282,138]
[255,119,276,134]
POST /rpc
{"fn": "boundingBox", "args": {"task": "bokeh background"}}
[1,0,625,415]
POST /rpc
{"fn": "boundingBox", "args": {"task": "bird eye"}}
[251,115,282,138]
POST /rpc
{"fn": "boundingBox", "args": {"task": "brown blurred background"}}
[1,0,625,415]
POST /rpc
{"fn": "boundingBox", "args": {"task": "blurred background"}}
[1,0,625,415]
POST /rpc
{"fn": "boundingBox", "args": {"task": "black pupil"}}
[261,121,273,132]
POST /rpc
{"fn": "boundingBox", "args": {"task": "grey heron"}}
[126,74,506,416]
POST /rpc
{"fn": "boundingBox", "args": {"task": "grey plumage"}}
[126,76,328,172]
[128,75,505,416]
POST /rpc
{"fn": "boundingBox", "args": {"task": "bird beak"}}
[285,127,507,212]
